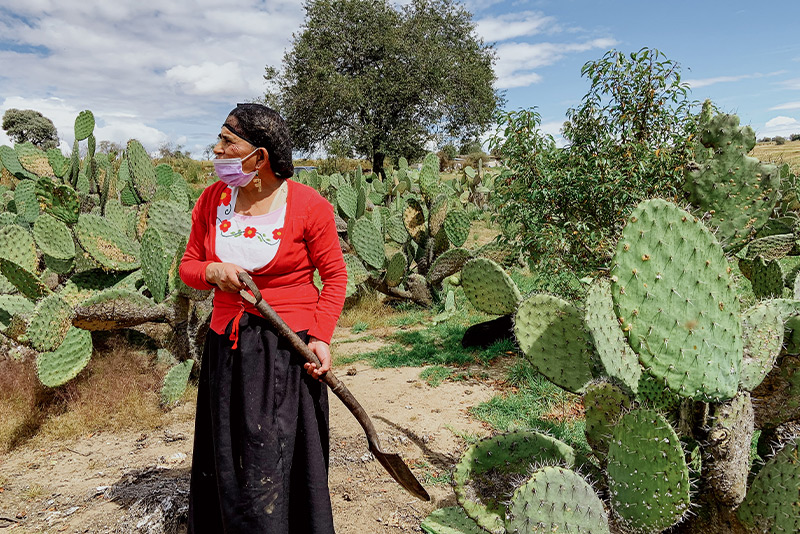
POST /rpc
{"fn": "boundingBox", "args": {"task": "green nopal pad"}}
[419,153,440,201]
[73,289,160,330]
[75,214,140,271]
[33,213,75,261]
[737,438,800,533]
[14,179,39,223]
[74,110,95,141]
[27,293,74,352]
[47,184,80,225]
[141,227,169,303]
[584,278,641,393]
[607,409,690,533]
[385,213,409,244]
[0,259,50,300]
[15,142,53,177]
[427,248,473,286]
[0,145,28,179]
[635,371,682,412]
[751,256,785,299]
[46,148,68,178]
[0,225,39,295]
[453,430,579,534]
[428,193,449,236]
[741,303,783,391]
[145,200,191,258]
[443,209,470,247]
[506,466,610,534]
[583,381,632,459]
[514,293,595,394]
[349,218,385,270]
[612,199,741,402]
[745,233,796,261]
[461,258,521,315]
[59,269,127,307]
[343,253,369,298]
[685,102,779,252]
[403,198,427,244]
[421,507,485,534]
[336,184,357,219]
[126,140,157,202]
[36,327,93,387]
[161,359,194,405]
[0,294,35,330]
[385,251,406,288]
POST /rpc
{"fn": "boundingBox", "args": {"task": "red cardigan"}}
[179,179,347,344]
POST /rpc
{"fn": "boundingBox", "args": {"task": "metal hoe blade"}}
[237,272,430,501]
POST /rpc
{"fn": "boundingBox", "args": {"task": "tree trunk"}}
[372,151,386,181]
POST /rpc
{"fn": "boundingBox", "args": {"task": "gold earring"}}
[254,176,262,192]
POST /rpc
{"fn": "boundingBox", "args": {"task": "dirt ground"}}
[0,327,508,533]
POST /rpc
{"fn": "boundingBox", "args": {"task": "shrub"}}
[790,133,800,142]
[775,136,787,145]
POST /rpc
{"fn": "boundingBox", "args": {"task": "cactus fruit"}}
[160,358,194,405]
[505,466,610,534]
[737,437,800,534]
[461,258,521,315]
[421,507,485,534]
[612,199,741,402]
[36,327,93,388]
[514,293,595,394]
[606,409,690,533]
[584,278,640,393]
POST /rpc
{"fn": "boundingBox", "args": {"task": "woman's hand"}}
[205,262,246,292]
[305,336,331,381]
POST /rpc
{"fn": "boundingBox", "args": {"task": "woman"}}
[180,103,347,533]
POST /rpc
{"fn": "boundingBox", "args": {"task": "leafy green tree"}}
[269,0,500,178]
[2,108,59,149]
[492,48,698,272]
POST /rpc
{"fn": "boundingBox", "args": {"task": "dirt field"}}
[0,327,509,533]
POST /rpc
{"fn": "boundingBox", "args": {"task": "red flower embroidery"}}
[272,227,284,240]
[219,188,232,206]
[219,220,231,233]
[243,227,257,239]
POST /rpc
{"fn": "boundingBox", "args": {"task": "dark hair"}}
[223,103,293,178]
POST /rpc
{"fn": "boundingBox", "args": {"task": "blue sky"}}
[0,0,798,157]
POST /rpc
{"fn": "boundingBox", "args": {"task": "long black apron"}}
[187,312,335,533]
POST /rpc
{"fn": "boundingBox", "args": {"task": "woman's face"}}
[213,116,260,172]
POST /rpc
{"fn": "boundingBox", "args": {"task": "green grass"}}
[338,320,516,368]
[470,361,589,455]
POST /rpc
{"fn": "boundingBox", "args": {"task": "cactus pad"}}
[421,507,485,534]
[343,254,369,298]
[461,258,521,315]
[13,179,39,223]
[751,256,785,299]
[161,359,194,405]
[0,224,38,294]
[32,213,75,261]
[141,227,169,302]
[0,259,50,300]
[75,213,140,271]
[349,218,385,270]
[737,437,800,533]
[612,199,742,401]
[336,184,357,219]
[27,293,74,352]
[16,142,53,177]
[126,140,157,202]
[0,294,35,330]
[443,209,470,247]
[429,193,449,236]
[385,251,407,288]
[427,248,473,286]
[36,327,93,388]
[506,466,610,534]
[583,381,632,459]
[73,289,161,330]
[584,278,641,393]
[745,233,795,261]
[74,110,95,141]
[740,303,783,391]
[453,430,581,534]
[403,198,427,244]
[386,213,409,244]
[607,408,690,533]
[514,293,596,393]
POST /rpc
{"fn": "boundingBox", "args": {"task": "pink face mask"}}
[213,149,259,187]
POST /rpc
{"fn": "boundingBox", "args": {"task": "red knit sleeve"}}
[179,184,218,290]
[303,193,347,344]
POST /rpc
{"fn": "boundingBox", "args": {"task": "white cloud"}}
[475,12,557,43]
[780,78,800,90]
[757,115,800,138]
[685,71,786,89]
[770,102,800,111]
[494,38,617,89]
[166,62,258,96]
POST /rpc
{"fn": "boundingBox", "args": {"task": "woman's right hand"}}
[205,262,246,292]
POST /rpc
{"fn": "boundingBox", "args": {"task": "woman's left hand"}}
[305,336,331,381]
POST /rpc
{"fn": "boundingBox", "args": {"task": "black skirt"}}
[187,312,335,534]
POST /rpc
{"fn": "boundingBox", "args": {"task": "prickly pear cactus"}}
[612,199,741,401]
[461,258,521,315]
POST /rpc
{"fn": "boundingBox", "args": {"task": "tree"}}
[2,108,59,149]
[270,0,500,178]
[492,48,698,272]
